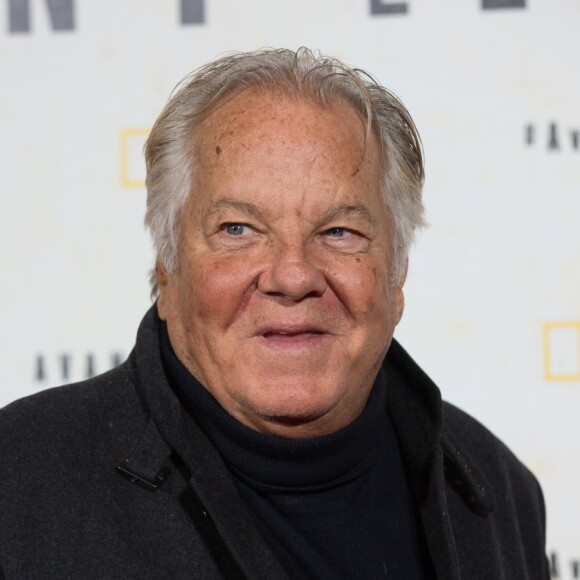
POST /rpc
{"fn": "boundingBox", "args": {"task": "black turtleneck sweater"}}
[160,323,427,579]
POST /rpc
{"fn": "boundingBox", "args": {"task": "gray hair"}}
[145,47,426,295]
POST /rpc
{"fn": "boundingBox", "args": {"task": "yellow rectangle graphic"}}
[120,128,150,188]
[543,321,580,382]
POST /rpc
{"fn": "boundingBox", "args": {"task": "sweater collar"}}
[130,305,493,516]
[160,320,389,489]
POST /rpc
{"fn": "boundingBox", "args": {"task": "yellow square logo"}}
[543,322,580,382]
[119,128,150,188]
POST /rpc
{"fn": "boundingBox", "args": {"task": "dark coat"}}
[0,308,549,579]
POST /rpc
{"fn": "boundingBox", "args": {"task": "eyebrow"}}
[207,198,267,221]
[320,204,377,233]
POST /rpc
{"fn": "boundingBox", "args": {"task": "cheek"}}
[179,256,258,324]
[326,259,391,319]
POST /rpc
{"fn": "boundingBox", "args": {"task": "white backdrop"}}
[1,1,578,575]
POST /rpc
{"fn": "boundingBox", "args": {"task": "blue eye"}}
[325,227,348,237]
[225,223,249,236]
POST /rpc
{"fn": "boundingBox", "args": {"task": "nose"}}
[257,243,327,301]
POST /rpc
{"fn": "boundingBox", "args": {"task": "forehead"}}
[197,90,378,165]
[201,88,364,133]
[190,90,384,217]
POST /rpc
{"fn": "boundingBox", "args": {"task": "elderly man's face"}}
[157,91,405,438]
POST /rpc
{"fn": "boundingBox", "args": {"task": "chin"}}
[238,383,345,432]
[260,401,329,422]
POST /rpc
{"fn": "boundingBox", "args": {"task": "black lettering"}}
[370,0,408,16]
[59,353,71,381]
[180,0,204,24]
[85,353,95,378]
[35,354,46,382]
[8,0,74,33]
[572,560,580,579]
[570,130,580,150]
[482,0,526,8]
[524,123,535,145]
[8,0,29,31]
[548,122,560,150]
[550,552,560,578]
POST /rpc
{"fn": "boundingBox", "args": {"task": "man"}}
[0,48,548,579]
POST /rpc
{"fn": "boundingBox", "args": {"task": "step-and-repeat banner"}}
[1,1,578,575]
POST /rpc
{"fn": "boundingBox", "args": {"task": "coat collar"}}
[120,305,289,580]
[384,339,496,580]
[121,306,496,516]
[119,306,496,580]
[384,339,495,516]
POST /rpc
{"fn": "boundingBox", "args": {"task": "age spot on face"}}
[216,145,222,155]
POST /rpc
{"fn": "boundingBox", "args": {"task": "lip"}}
[254,322,329,337]
[252,323,332,351]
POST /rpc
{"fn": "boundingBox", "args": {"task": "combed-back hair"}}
[145,47,426,295]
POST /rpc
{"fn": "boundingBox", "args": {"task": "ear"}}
[155,260,170,320]
[394,258,408,325]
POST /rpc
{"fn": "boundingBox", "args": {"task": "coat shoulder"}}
[441,400,541,491]
[0,359,145,470]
